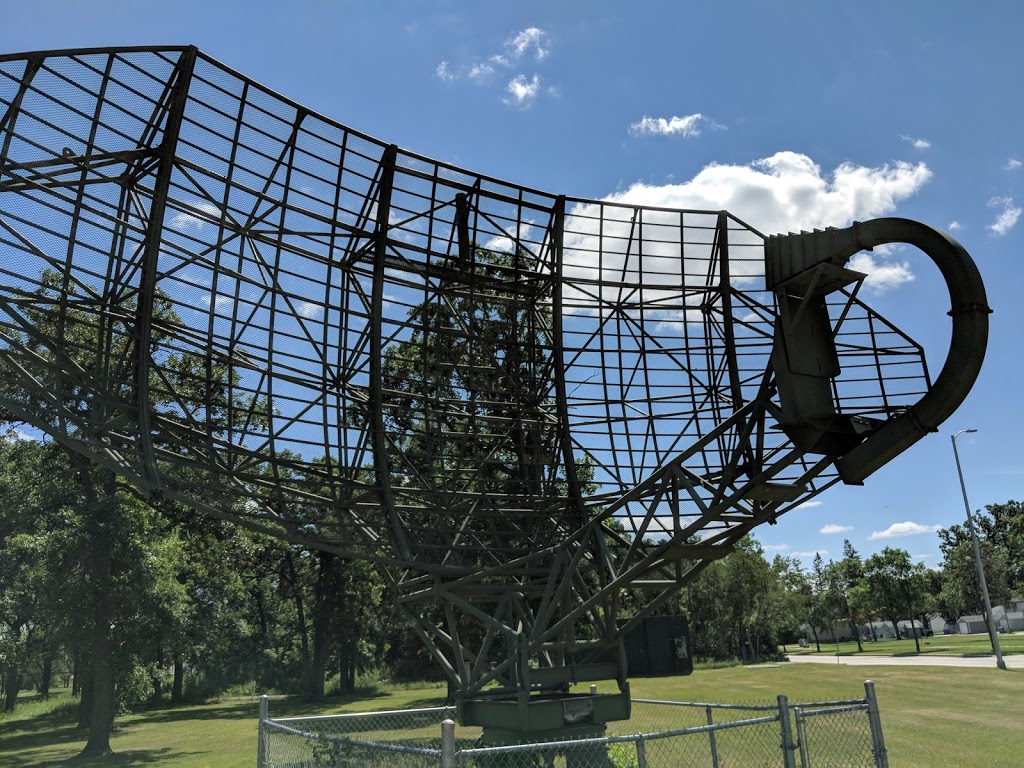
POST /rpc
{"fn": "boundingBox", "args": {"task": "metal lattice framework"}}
[0,46,988,731]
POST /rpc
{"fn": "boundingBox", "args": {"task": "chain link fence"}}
[258,681,888,768]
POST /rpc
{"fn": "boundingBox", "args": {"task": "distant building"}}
[957,600,1024,634]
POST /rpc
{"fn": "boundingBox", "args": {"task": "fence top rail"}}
[793,698,868,708]
[263,720,318,738]
[632,698,779,712]
[269,705,455,724]
[264,720,444,757]
[794,703,869,718]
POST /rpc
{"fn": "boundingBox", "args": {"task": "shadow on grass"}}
[0,702,79,734]
[390,695,447,711]
[43,748,201,767]
[127,701,260,725]
[0,721,203,768]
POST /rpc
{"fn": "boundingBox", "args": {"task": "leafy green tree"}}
[863,547,933,651]
[938,500,1021,627]
[680,537,790,663]
[769,555,811,653]
[0,270,261,753]
[820,541,867,652]
[937,539,1010,626]
[848,583,878,641]
[806,553,834,651]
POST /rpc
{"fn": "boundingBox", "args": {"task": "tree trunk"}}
[3,662,20,712]
[308,552,337,701]
[284,552,312,699]
[171,655,184,704]
[810,625,821,653]
[80,466,117,757]
[339,638,356,694]
[890,615,902,640]
[38,650,53,698]
[848,616,863,652]
[78,671,92,728]
[151,635,163,704]
[82,518,115,756]
[72,647,81,696]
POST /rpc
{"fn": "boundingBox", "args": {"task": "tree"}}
[806,553,834,651]
[678,538,794,663]
[0,270,259,754]
[863,548,933,652]
[938,500,1021,627]
[847,583,877,641]
[937,539,1010,626]
[831,541,866,652]
[769,555,811,652]
[0,433,90,713]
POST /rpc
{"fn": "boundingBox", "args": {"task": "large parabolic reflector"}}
[0,46,988,731]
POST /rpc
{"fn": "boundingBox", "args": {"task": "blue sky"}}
[2,1,1021,569]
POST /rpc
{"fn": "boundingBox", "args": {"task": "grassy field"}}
[788,630,1024,657]
[1,663,1022,767]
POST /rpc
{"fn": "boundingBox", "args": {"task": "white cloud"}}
[467,62,495,81]
[170,201,222,231]
[435,61,455,83]
[556,151,931,321]
[987,196,1021,236]
[793,550,828,558]
[762,544,791,552]
[484,220,535,253]
[1005,158,1022,171]
[295,301,323,320]
[437,27,550,99]
[900,135,931,150]
[797,500,823,510]
[868,521,942,540]
[201,293,235,312]
[819,524,853,534]
[948,220,962,231]
[602,152,931,239]
[504,74,541,107]
[504,27,548,61]
[629,113,722,138]
[847,252,914,292]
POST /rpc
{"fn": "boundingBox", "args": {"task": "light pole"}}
[951,429,1007,670]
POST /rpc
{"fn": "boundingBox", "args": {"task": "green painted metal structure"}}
[0,46,988,738]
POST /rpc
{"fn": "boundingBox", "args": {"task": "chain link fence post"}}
[635,735,648,768]
[864,680,889,768]
[793,707,810,768]
[706,704,720,768]
[440,718,456,768]
[257,694,268,768]
[777,694,798,768]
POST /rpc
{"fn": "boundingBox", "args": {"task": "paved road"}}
[786,653,1024,669]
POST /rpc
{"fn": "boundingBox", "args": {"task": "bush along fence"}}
[257,680,889,768]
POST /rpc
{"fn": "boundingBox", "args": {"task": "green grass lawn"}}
[788,630,1024,657]
[2,664,1022,767]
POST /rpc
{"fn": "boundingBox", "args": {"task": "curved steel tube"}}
[834,218,990,482]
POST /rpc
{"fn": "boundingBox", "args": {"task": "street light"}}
[951,429,1007,670]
